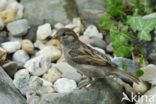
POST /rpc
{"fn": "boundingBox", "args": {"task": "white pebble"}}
[7,19,30,36]
[140,64,156,85]
[34,40,46,49]
[36,46,61,61]
[65,24,77,29]
[42,67,61,83]
[13,69,30,95]
[37,23,52,40]
[0,0,7,11]
[54,23,64,30]
[1,41,21,53]
[13,50,29,65]
[7,1,24,19]
[84,25,103,39]
[54,78,77,93]
[24,55,51,76]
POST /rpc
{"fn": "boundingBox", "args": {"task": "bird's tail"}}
[112,69,140,84]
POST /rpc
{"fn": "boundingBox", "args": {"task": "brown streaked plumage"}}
[55,28,140,84]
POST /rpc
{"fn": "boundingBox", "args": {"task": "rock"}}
[136,87,156,104]
[55,62,77,74]
[1,41,21,53]
[0,67,26,104]
[106,42,113,53]
[0,32,9,43]
[39,78,126,104]
[0,47,7,60]
[76,0,106,26]
[22,39,34,54]
[13,50,29,65]
[84,25,103,39]
[88,38,107,49]
[7,1,24,19]
[34,40,46,49]
[133,80,149,94]
[7,19,29,36]
[37,23,52,40]
[140,64,156,85]
[0,17,4,30]
[28,76,51,95]
[57,53,65,63]
[79,35,90,44]
[50,29,57,37]
[42,67,61,83]
[0,8,18,26]
[0,0,7,11]
[8,33,23,42]
[112,57,140,73]
[46,39,62,51]
[21,0,78,25]
[54,78,77,93]
[36,46,61,61]
[23,25,37,42]
[65,24,77,29]
[26,91,40,104]
[13,69,30,95]
[73,17,85,34]
[2,61,18,77]
[54,23,64,30]
[24,55,51,76]
[148,52,156,63]
[62,71,82,82]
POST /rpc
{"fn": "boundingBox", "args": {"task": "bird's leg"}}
[77,77,92,90]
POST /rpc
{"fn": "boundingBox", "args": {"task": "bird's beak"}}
[52,33,62,40]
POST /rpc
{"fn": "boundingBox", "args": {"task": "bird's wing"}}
[69,42,117,67]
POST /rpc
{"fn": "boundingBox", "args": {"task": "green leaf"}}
[105,0,126,16]
[99,13,115,30]
[128,0,153,15]
[139,48,145,64]
[127,16,156,41]
[110,24,134,57]
[122,59,128,72]
[113,45,134,57]
[136,69,144,77]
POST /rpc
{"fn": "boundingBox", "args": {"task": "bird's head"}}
[54,28,79,44]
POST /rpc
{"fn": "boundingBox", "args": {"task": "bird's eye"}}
[62,33,66,36]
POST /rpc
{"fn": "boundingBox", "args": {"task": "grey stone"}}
[55,62,77,73]
[88,38,107,49]
[0,67,26,104]
[23,25,37,42]
[2,61,18,77]
[7,19,30,36]
[106,43,113,53]
[61,71,82,82]
[24,55,51,76]
[0,32,9,43]
[13,50,30,65]
[112,57,140,73]
[76,0,106,26]
[39,78,126,104]
[21,0,78,25]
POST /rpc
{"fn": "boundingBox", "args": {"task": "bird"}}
[54,28,140,87]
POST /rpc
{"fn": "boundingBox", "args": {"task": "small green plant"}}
[99,0,155,77]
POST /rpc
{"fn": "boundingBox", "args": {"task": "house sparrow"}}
[54,28,140,84]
